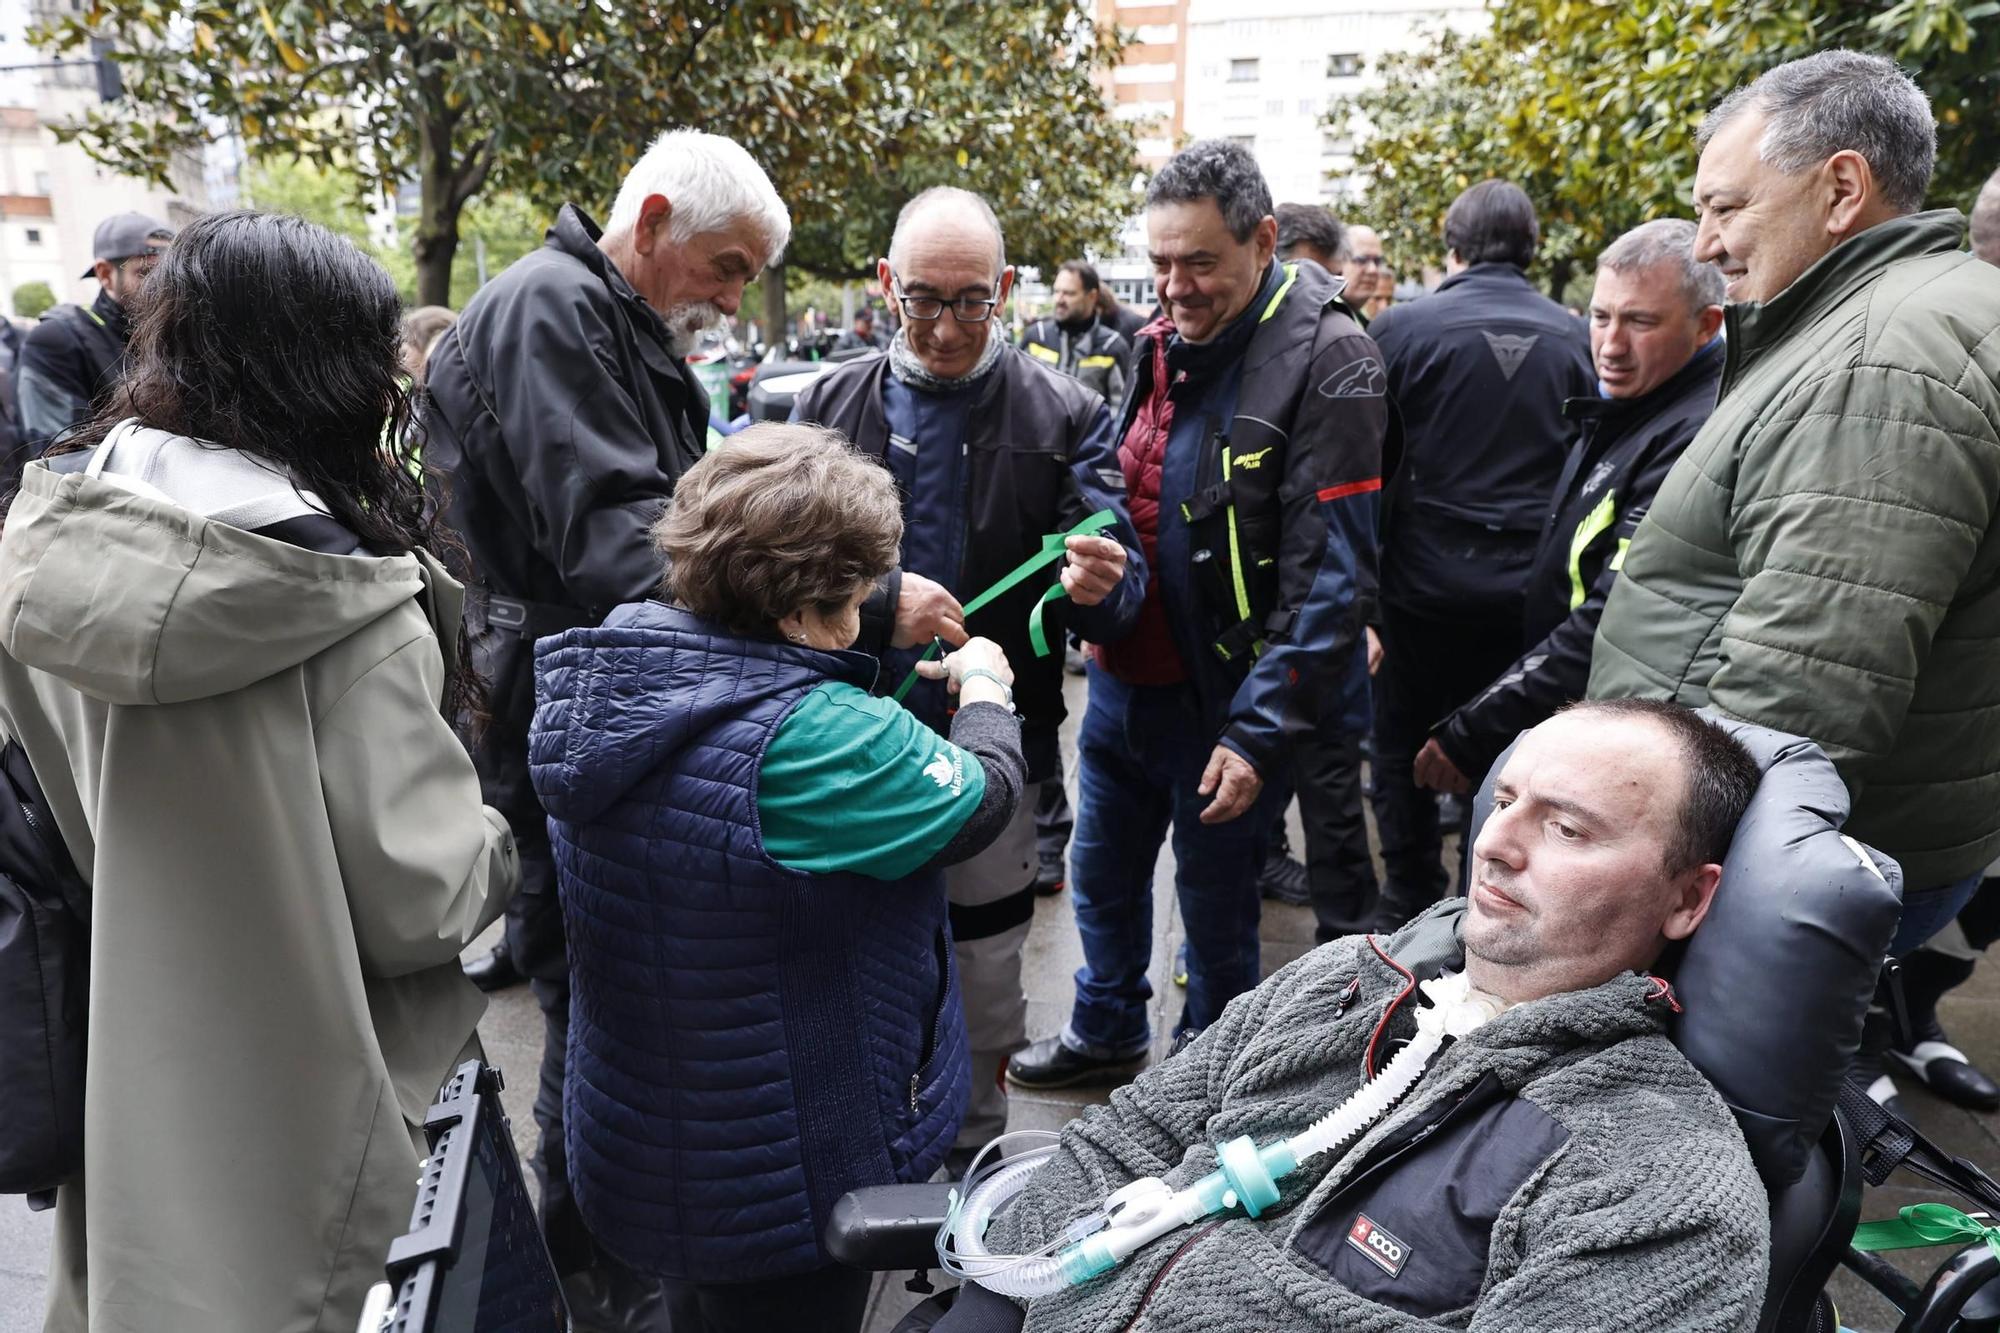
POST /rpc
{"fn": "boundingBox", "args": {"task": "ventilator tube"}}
[943,971,1504,1297]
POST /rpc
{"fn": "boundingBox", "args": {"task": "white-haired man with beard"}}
[422,128,792,1327]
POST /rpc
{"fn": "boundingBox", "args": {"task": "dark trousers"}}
[1064,667,1283,1052]
[472,626,594,1276]
[1035,777,1072,871]
[1369,600,1524,932]
[504,830,595,1276]
[1288,728,1378,943]
[660,1265,873,1333]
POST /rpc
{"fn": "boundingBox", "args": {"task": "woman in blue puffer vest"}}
[529,422,1025,1333]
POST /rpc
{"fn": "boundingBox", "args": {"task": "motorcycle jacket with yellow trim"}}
[1435,337,1722,779]
[1020,315,1131,408]
[1110,259,1387,777]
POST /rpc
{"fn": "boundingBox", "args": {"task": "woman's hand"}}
[916,636,1014,707]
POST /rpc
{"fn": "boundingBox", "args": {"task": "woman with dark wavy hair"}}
[0,210,518,1333]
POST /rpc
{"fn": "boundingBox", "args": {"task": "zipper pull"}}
[910,1073,920,1113]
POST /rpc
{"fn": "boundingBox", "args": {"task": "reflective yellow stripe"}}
[1260,262,1299,323]
[1078,354,1118,369]
[1568,491,1619,610]
[1610,536,1631,572]
[1026,342,1060,363]
[1222,448,1254,631]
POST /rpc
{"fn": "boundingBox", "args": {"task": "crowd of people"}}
[0,39,1998,1333]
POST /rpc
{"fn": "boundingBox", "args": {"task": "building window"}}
[32,171,50,195]
[1328,52,1364,78]
[1266,99,1285,116]
[1229,58,1259,83]
[23,228,40,245]
[1322,131,1354,156]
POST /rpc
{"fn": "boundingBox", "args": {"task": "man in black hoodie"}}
[1418,218,1724,793]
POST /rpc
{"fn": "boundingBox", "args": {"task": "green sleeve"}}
[758,682,986,880]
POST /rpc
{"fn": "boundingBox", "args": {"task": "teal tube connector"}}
[1216,1135,1294,1218]
[1061,1236,1118,1285]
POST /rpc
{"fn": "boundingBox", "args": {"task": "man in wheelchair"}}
[938,698,1773,1331]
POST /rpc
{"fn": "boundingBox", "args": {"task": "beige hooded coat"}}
[0,455,518,1332]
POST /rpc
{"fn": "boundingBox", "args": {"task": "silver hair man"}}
[1692,50,1935,305]
[1698,50,1935,213]
[1598,218,1726,315]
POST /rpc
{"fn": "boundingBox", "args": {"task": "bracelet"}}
[957,667,1015,708]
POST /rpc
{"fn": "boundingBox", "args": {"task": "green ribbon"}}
[1851,1203,2000,1262]
[891,508,1119,702]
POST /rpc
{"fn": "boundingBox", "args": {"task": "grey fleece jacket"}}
[987,908,1770,1332]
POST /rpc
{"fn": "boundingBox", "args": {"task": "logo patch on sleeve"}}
[1346,1213,1410,1277]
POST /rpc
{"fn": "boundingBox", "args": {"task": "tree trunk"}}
[413,203,460,307]
[762,260,788,352]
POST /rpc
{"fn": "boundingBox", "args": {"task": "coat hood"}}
[0,460,432,705]
[529,600,877,825]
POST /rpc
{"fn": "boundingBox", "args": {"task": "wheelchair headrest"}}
[1469,712,1902,1190]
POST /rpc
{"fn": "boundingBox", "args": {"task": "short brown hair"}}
[1558,699,1761,873]
[654,422,903,635]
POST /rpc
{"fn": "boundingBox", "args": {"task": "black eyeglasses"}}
[892,284,1001,324]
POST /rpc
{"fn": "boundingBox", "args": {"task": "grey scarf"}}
[887,326,1005,392]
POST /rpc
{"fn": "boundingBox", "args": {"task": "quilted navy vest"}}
[528,601,970,1280]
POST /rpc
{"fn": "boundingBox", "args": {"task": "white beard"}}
[662,300,725,348]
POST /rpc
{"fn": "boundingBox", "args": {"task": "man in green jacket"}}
[1589,51,2000,1108]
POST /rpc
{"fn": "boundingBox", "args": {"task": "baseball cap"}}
[83,211,176,278]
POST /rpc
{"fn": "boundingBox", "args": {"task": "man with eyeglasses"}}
[18,210,175,451]
[793,186,1145,1167]
[1340,223,1392,325]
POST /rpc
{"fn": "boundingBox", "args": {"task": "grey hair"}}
[607,129,791,257]
[1973,166,2000,266]
[1698,50,1936,214]
[888,187,1007,275]
[1146,139,1273,244]
[1597,219,1724,315]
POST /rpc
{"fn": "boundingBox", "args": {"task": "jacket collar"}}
[1564,336,1725,424]
[91,286,129,342]
[646,601,879,690]
[1723,209,1969,366]
[1435,261,1532,296]
[546,203,681,372]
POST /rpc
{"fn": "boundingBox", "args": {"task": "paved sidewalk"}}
[3,673,1996,1331]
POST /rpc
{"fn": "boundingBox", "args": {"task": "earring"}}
[788,632,808,644]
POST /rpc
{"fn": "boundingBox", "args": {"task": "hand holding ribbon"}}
[893,508,1119,701]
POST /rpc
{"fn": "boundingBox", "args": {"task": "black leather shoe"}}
[1006,1035,1146,1090]
[1258,853,1310,906]
[462,941,524,994]
[1893,1019,2000,1111]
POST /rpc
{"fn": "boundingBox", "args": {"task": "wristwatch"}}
[957,667,1015,712]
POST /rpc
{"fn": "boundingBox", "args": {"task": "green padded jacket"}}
[1590,210,2000,888]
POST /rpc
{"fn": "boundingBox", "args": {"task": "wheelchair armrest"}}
[825,1182,957,1272]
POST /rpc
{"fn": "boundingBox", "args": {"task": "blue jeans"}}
[1890,871,1986,958]
[1061,666,1282,1057]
